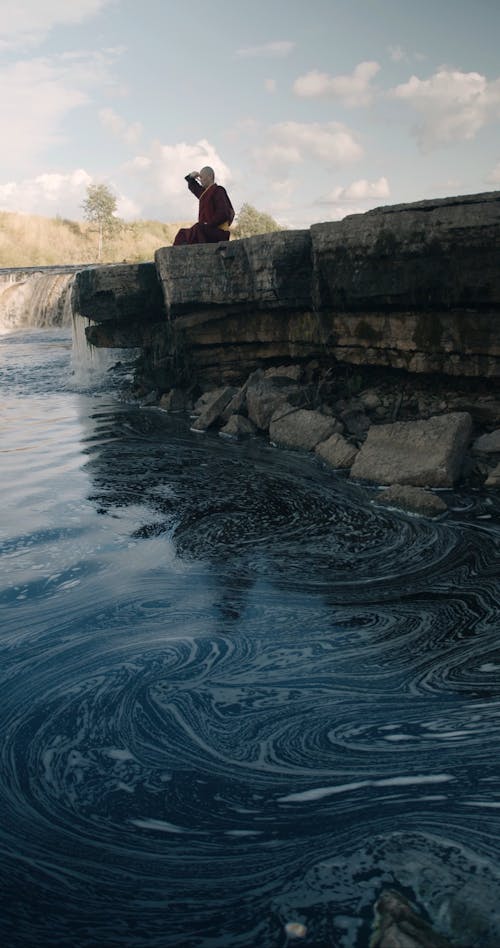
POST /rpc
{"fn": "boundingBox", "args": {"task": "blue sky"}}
[0,0,499,227]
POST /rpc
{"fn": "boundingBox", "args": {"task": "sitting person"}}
[173,166,235,245]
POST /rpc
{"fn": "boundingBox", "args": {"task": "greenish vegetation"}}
[81,183,121,261]
[0,200,283,268]
[0,211,183,267]
[232,203,282,239]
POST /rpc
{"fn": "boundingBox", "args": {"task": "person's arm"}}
[185,173,203,199]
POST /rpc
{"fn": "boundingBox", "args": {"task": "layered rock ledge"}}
[74,190,500,389]
[71,190,500,501]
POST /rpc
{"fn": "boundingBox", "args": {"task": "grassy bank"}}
[0,211,184,267]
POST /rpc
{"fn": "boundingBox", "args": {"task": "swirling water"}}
[1,327,500,947]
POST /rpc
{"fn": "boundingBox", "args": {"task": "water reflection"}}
[2,337,500,946]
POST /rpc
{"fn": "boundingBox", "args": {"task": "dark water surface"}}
[2,328,500,947]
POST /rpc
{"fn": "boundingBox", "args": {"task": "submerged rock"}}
[219,415,256,439]
[370,890,453,948]
[190,386,237,431]
[374,484,448,517]
[485,461,500,487]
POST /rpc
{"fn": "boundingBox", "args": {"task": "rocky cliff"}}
[74,190,500,389]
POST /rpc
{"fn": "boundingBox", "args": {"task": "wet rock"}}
[221,387,247,423]
[193,387,226,414]
[159,388,193,412]
[315,433,359,469]
[190,386,238,431]
[371,889,453,948]
[141,389,159,406]
[269,407,338,451]
[350,412,472,488]
[471,429,500,454]
[246,371,303,430]
[375,484,447,517]
[219,415,256,439]
[485,461,500,487]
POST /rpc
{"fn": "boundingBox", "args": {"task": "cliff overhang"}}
[73,190,500,387]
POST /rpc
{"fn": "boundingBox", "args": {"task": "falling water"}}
[0,267,79,333]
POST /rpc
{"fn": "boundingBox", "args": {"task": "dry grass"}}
[0,212,186,267]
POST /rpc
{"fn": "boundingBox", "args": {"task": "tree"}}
[81,183,120,261]
[233,203,282,239]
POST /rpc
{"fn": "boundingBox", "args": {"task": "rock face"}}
[155,230,312,316]
[350,412,472,487]
[73,263,165,350]
[72,191,500,390]
[311,191,500,378]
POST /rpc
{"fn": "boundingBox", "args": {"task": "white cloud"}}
[391,68,500,150]
[293,61,380,106]
[0,0,115,49]
[486,162,500,185]
[0,169,92,216]
[0,167,140,220]
[265,78,277,94]
[99,108,142,145]
[115,193,141,219]
[0,51,120,175]
[253,122,363,175]
[235,40,295,58]
[322,176,390,203]
[123,138,232,219]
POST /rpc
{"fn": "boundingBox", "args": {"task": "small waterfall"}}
[71,312,139,390]
[0,269,77,333]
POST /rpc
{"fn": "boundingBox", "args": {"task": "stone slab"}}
[350,412,472,487]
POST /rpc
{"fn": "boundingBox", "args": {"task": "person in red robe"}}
[173,166,235,245]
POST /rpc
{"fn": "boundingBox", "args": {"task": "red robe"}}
[173,178,235,245]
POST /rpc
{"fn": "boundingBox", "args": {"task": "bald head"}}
[199,166,215,188]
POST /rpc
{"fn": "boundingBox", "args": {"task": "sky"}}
[0,0,499,228]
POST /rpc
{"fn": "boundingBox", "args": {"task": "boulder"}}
[471,429,500,454]
[371,890,452,948]
[485,462,500,487]
[221,387,247,423]
[219,415,256,439]
[159,388,193,412]
[350,412,472,487]
[269,408,337,451]
[190,386,238,431]
[340,406,371,439]
[245,372,303,430]
[374,484,447,516]
[315,433,359,469]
